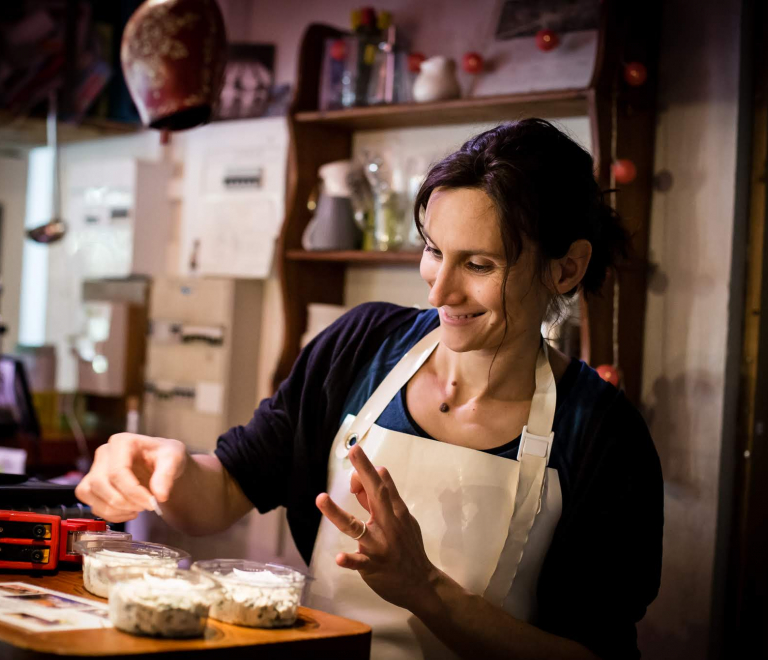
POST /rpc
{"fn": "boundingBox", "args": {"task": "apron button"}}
[345,434,358,450]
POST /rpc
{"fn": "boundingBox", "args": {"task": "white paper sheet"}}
[0,582,112,632]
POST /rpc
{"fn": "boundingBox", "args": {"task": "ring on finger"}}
[350,520,367,541]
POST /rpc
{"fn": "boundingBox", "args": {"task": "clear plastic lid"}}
[105,566,219,594]
[70,530,132,554]
[191,559,309,588]
[73,539,189,564]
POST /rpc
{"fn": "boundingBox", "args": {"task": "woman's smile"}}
[440,308,487,325]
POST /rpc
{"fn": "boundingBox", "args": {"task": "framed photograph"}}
[495,0,600,40]
[216,43,276,120]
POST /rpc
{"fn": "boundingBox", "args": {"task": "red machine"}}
[0,511,106,571]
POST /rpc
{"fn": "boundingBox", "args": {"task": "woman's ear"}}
[550,239,592,294]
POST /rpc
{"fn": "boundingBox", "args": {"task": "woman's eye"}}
[425,245,442,259]
[467,262,492,273]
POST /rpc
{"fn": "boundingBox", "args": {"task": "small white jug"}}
[412,56,461,103]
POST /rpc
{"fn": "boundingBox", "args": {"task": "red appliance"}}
[0,511,106,571]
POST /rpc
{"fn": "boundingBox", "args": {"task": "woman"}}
[76,119,663,660]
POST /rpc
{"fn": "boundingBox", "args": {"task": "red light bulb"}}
[330,39,347,62]
[536,29,559,52]
[596,364,620,387]
[624,62,648,87]
[408,52,426,74]
[462,52,484,74]
[612,159,637,184]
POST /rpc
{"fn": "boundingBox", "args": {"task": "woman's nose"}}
[427,263,463,308]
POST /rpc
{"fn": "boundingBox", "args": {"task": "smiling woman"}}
[75,120,663,660]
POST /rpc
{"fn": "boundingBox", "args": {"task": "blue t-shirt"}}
[341,307,609,504]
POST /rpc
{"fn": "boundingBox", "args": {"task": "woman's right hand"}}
[74,433,188,523]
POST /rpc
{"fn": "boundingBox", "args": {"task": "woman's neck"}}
[432,328,542,404]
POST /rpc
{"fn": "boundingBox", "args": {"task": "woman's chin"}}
[439,326,490,353]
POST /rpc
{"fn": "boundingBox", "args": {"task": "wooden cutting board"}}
[0,570,371,659]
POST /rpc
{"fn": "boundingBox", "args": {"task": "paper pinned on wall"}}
[195,381,224,416]
[0,447,27,475]
[197,198,278,278]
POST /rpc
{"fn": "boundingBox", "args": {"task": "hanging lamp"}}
[120,0,228,131]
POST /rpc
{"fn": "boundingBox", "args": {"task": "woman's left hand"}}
[316,444,438,611]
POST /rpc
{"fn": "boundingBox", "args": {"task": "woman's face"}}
[420,187,549,354]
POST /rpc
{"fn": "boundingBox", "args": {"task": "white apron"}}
[306,328,563,659]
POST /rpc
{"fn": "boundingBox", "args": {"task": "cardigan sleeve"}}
[535,397,664,660]
[214,302,420,517]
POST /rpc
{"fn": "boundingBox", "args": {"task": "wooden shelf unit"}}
[286,249,423,264]
[293,88,591,131]
[273,2,661,405]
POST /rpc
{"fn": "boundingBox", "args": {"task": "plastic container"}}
[73,539,189,598]
[191,559,308,628]
[71,529,132,550]
[106,566,219,638]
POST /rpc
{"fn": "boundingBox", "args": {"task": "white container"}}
[412,56,461,103]
[191,559,308,628]
[73,540,189,598]
[107,567,219,638]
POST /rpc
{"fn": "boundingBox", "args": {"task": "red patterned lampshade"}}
[120,0,228,131]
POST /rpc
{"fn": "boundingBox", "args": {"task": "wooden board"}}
[0,571,371,659]
[286,249,422,264]
[294,89,591,131]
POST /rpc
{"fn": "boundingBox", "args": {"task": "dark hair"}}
[414,119,630,322]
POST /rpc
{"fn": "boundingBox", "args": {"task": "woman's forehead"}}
[424,188,501,241]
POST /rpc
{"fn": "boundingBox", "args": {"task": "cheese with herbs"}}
[108,575,211,638]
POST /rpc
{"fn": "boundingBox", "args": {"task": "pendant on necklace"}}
[439,403,450,413]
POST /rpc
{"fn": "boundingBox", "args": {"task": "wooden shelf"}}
[0,112,141,146]
[294,89,591,131]
[286,249,423,264]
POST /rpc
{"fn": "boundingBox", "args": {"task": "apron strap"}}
[482,453,547,605]
[484,340,557,606]
[525,340,556,438]
[336,327,441,459]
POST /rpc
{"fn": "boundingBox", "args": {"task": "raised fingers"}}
[350,471,370,512]
[336,551,372,572]
[316,493,366,540]
[372,465,408,516]
[348,447,405,521]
